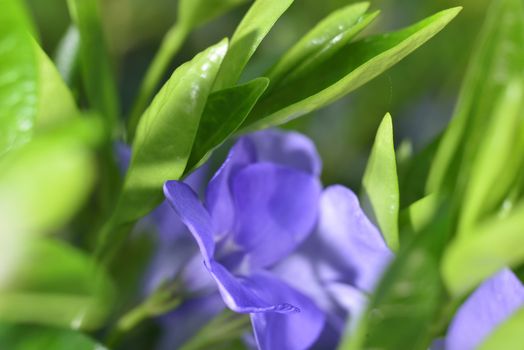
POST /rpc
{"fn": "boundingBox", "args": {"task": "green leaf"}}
[178,0,248,29]
[0,118,102,235]
[427,0,524,194]
[443,201,524,297]
[127,0,246,139]
[478,306,524,350]
[0,238,113,330]
[243,7,462,131]
[212,0,294,91]
[266,2,378,89]
[185,77,269,173]
[398,135,440,208]
[400,194,438,236]
[67,0,119,132]
[0,325,106,350]
[340,208,450,350]
[34,43,78,128]
[0,0,77,156]
[458,79,524,235]
[361,113,399,251]
[112,39,228,228]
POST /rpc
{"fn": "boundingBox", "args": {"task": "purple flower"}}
[274,184,393,347]
[437,268,524,350]
[164,130,325,349]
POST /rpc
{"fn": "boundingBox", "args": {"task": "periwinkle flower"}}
[161,129,397,349]
[436,268,524,350]
[164,130,326,349]
[273,184,393,348]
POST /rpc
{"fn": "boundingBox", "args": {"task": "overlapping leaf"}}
[427,0,524,195]
[0,0,77,156]
[266,2,378,89]
[243,7,461,131]
[185,77,269,173]
[67,0,119,132]
[110,39,228,229]
[212,0,294,91]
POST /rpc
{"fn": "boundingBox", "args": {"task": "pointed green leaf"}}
[212,0,294,91]
[0,325,106,350]
[427,0,524,194]
[243,7,462,131]
[0,0,78,156]
[479,306,524,350]
[114,39,228,226]
[67,0,119,131]
[0,118,101,235]
[458,79,524,235]
[267,2,378,89]
[361,113,399,251]
[443,201,524,297]
[400,194,438,235]
[0,238,113,330]
[186,77,269,173]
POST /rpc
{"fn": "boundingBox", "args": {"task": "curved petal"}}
[231,163,321,268]
[247,129,322,176]
[163,181,215,264]
[445,268,524,350]
[317,185,393,292]
[207,259,298,314]
[205,138,257,238]
[153,164,209,242]
[247,272,326,350]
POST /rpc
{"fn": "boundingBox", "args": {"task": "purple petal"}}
[247,271,326,350]
[246,129,322,176]
[163,181,215,264]
[317,185,393,292]
[231,163,321,268]
[445,268,524,350]
[207,259,298,314]
[206,138,257,239]
[153,164,209,243]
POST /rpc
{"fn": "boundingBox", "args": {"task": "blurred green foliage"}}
[27,0,485,189]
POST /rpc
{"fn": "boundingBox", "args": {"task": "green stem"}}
[179,310,251,350]
[106,282,183,348]
[127,23,189,140]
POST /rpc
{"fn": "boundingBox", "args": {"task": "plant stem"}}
[127,23,188,140]
[179,310,251,350]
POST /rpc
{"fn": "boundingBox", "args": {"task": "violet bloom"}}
[436,268,524,350]
[164,130,326,349]
[273,184,393,348]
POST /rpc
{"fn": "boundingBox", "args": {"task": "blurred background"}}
[27,0,488,189]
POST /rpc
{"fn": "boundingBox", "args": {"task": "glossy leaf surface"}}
[244,7,462,130]
[212,0,294,90]
[185,77,269,173]
[0,0,77,156]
